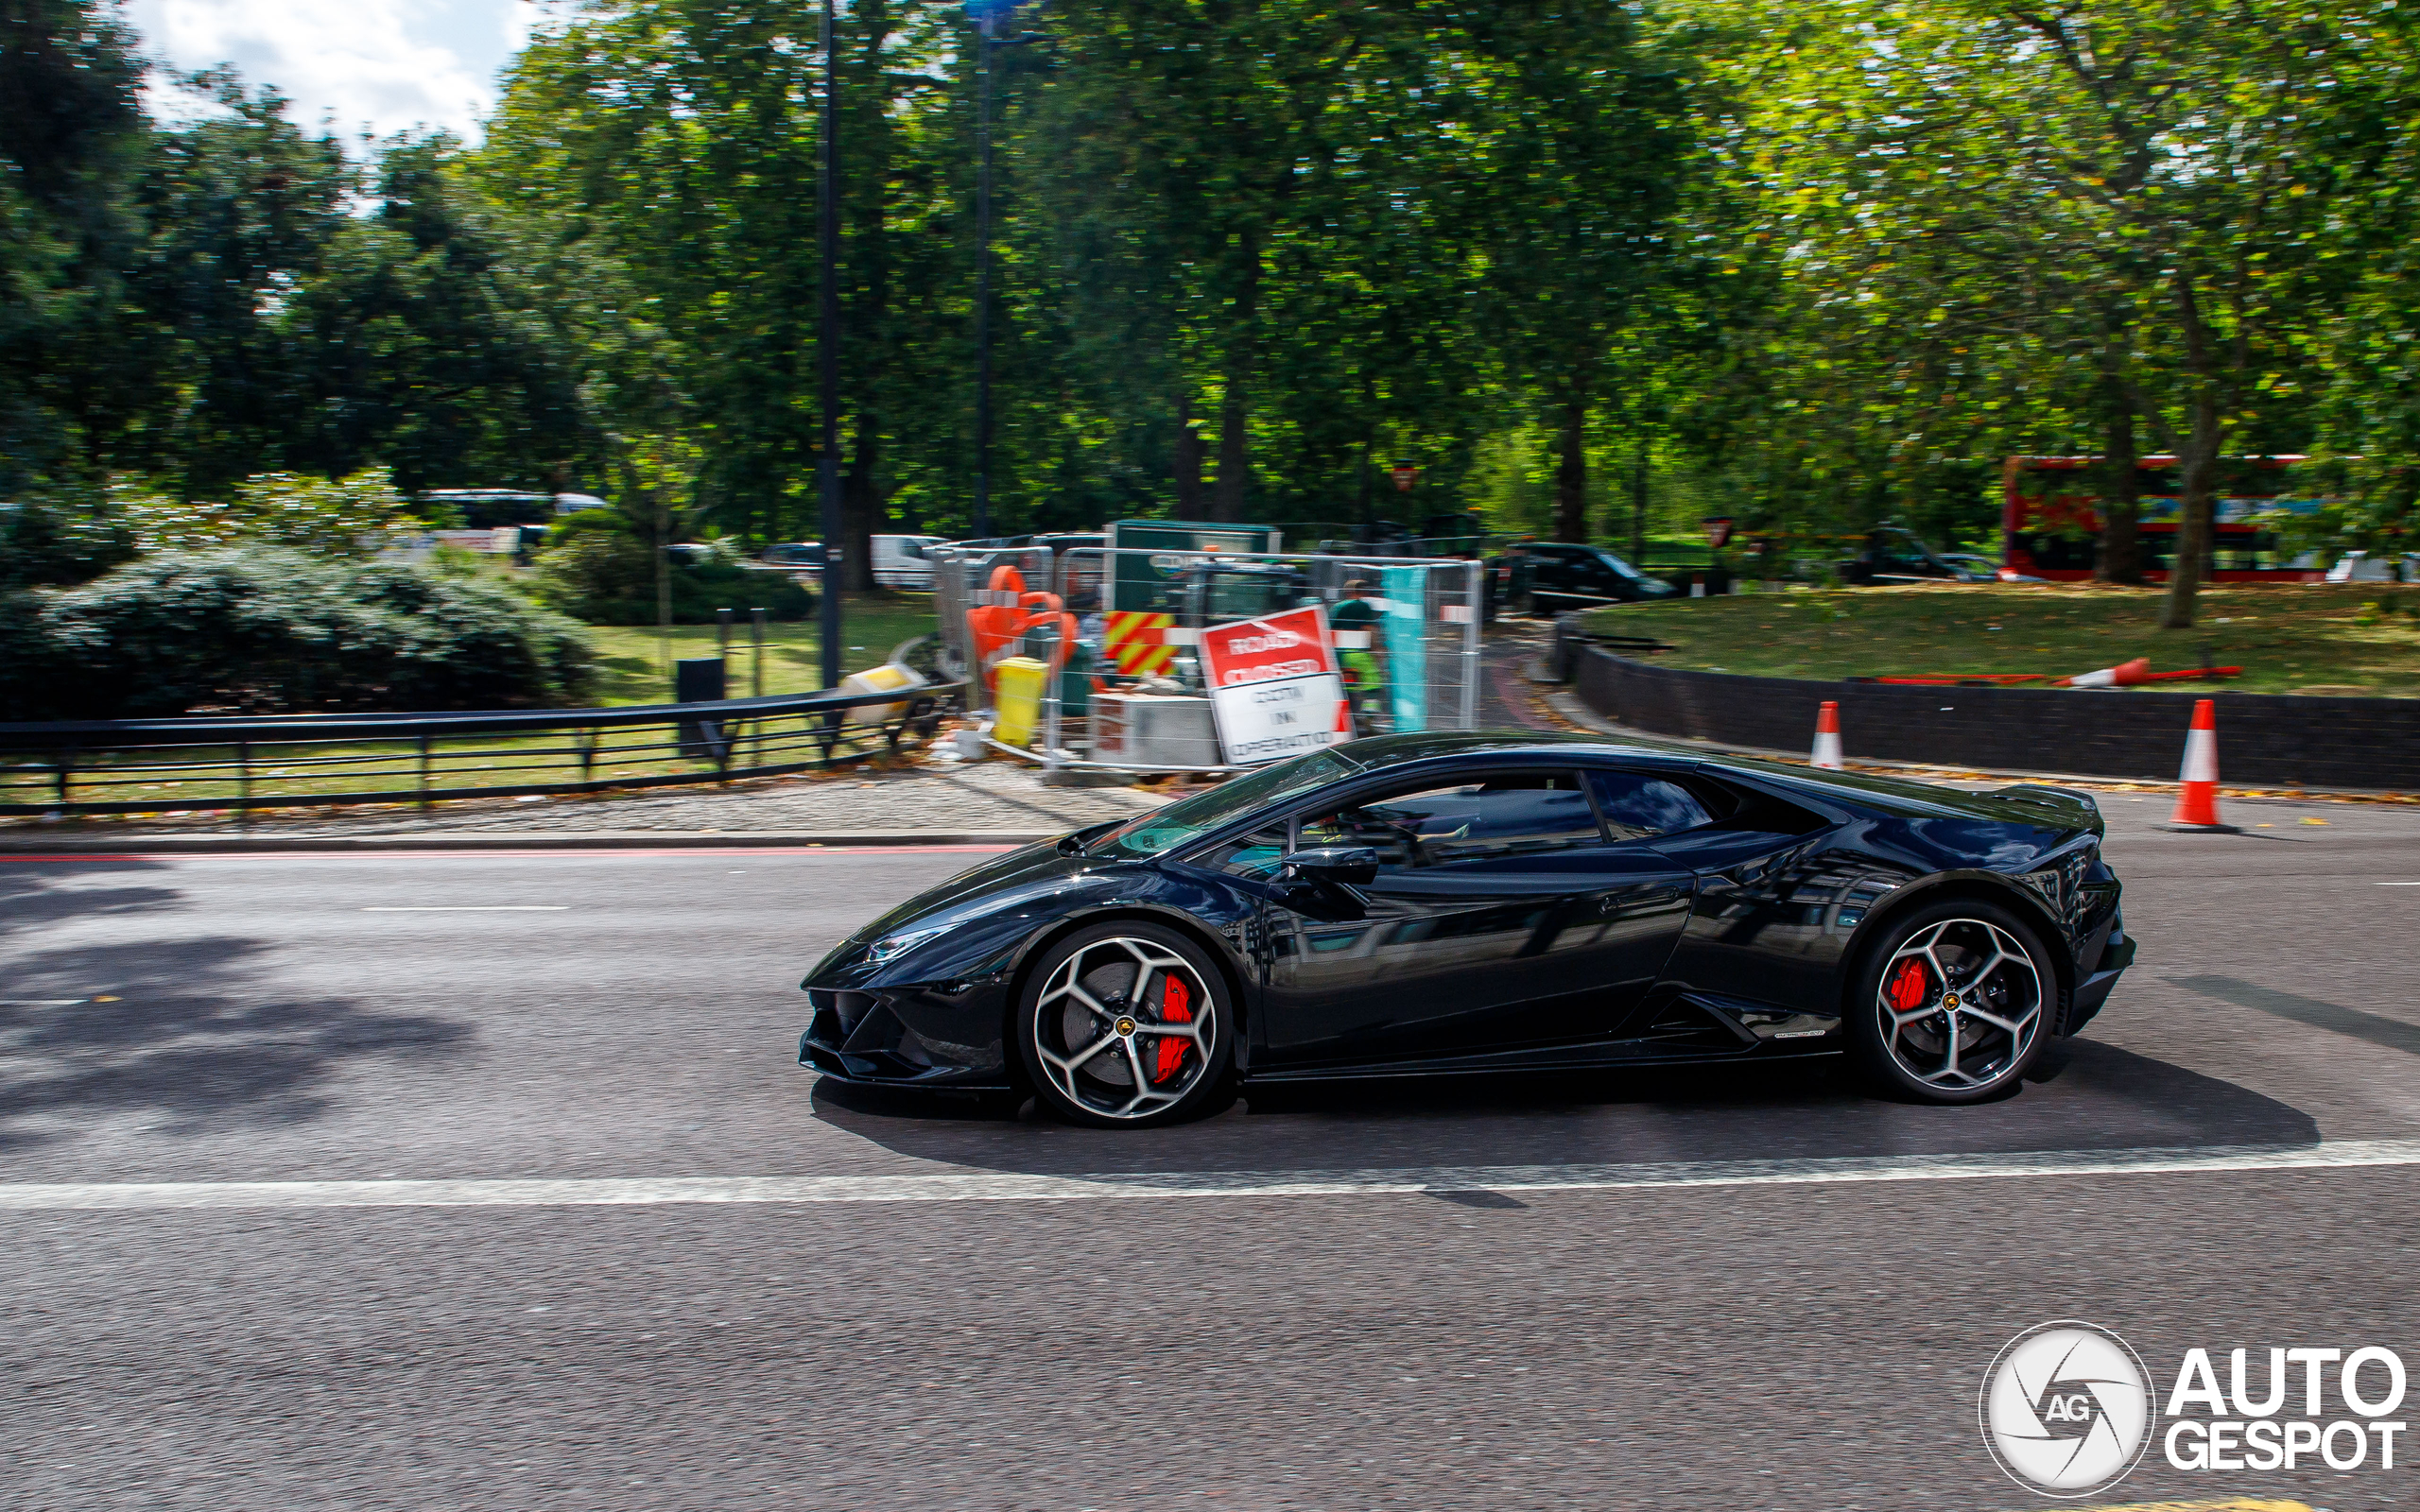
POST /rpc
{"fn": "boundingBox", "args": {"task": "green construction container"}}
[1107,519,1284,615]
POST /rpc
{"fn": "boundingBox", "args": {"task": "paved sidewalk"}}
[0,755,1169,847]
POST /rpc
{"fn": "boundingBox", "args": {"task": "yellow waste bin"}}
[992,656,1050,748]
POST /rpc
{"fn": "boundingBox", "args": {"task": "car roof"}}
[1334,730,1692,770]
[1324,730,2058,825]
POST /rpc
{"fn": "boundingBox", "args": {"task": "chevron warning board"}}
[1104,610,1177,676]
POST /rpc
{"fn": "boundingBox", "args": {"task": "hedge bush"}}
[532,514,816,625]
[0,548,596,720]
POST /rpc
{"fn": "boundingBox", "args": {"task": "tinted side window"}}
[1300,773,1602,868]
[1199,824,1290,879]
[1587,770,1717,840]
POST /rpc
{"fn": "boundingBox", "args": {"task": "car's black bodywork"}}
[799,731,2130,1092]
[1520,544,1680,613]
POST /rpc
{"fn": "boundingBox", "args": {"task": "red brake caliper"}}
[1152,975,1193,1082]
[1885,958,1930,1015]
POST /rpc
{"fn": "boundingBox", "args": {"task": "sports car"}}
[798,731,2133,1126]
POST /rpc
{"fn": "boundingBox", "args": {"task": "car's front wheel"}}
[1013,922,1234,1128]
[1847,899,2057,1103]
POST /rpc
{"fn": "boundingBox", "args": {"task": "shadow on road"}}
[0,860,475,1155]
[2169,974,2420,1057]
[806,1036,2317,1177]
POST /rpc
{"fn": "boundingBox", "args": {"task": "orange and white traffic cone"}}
[2068,656,2152,689]
[2163,697,2238,833]
[1811,700,1843,770]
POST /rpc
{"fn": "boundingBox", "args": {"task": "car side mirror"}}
[1282,846,1379,885]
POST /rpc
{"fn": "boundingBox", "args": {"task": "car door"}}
[1526,547,1577,607]
[1252,768,1698,1071]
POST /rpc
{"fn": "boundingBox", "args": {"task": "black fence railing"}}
[0,681,961,817]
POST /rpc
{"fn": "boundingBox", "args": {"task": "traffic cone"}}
[2068,656,2152,689]
[2163,697,2238,833]
[1811,700,1843,770]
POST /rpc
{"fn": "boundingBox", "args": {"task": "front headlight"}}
[864,924,951,964]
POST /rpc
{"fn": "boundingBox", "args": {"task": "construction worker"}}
[1332,579,1385,728]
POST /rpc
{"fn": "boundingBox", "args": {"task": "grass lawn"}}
[1579,582,2420,697]
[580,593,939,704]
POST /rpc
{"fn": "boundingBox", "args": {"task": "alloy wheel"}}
[1031,935,1218,1121]
[1876,917,2043,1091]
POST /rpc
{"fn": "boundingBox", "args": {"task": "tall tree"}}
[0,0,147,490]
[1466,0,1691,542]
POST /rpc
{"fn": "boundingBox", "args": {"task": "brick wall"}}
[1564,634,2420,789]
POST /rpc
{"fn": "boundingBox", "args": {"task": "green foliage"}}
[531,514,816,626]
[109,467,420,558]
[1,548,596,719]
[0,493,136,590]
[9,0,2420,630]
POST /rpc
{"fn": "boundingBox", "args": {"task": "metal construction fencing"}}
[0,681,961,817]
[928,541,1481,775]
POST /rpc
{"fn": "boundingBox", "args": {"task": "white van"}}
[870,535,942,589]
[2325,550,2420,584]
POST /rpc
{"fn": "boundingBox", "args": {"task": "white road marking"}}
[5,1140,2419,1212]
[0,1000,84,1006]
[359,905,571,912]
[2377,882,2420,886]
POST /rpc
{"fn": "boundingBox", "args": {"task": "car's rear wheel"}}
[1014,922,1233,1128]
[1847,899,2055,1104]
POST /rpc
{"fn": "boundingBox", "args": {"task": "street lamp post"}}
[972,7,995,543]
[969,1,1033,544]
[816,0,844,691]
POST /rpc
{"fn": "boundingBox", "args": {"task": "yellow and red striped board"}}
[1104,610,1177,676]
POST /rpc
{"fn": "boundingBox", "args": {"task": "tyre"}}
[1846,899,2056,1104]
[1013,922,1235,1128]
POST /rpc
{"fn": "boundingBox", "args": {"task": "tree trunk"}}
[1628,429,1649,562]
[1553,386,1589,543]
[2159,394,2221,628]
[837,8,891,593]
[1210,251,1260,524]
[2159,280,2222,629]
[842,414,880,593]
[2096,357,2142,586]
[1173,391,1205,516]
[1212,386,1248,523]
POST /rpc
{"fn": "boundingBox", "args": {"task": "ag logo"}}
[1979,1321,2155,1498]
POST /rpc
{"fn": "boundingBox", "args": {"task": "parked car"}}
[761,541,827,570]
[758,537,941,588]
[1522,543,1680,612]
[1936,552,2001,577]
[2325,550,2420,584]
[1840,527,1992,586]
[870,534,942,589]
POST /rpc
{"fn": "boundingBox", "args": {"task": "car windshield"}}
[1085,749,1361,860]
[1595,551,1648,581]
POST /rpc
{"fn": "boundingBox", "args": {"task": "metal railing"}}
[0,680,962,817]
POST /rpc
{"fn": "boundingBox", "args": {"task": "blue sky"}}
[123,0,550,146]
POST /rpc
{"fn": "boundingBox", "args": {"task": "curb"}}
[0,830,1052,855]
[1541,691,2419,804]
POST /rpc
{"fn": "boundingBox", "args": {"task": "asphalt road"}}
[6,797,2420,1510]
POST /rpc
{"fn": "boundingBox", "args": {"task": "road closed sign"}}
[1196,604,1351,765]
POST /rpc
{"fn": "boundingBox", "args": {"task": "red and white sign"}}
[1391,464,1419,492]
[1196,605,1352,764]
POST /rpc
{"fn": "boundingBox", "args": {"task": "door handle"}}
[1600,886,1685,915]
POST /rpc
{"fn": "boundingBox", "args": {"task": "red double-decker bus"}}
[2002,455,2328,582]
